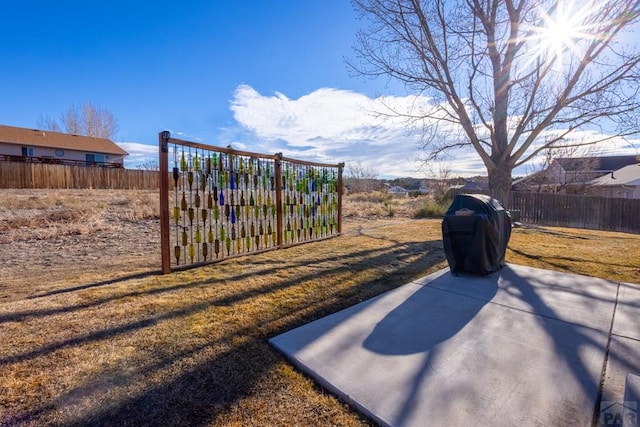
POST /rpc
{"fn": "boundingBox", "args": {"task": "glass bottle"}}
[173,167,180,187]
[193,152,200,171]
[200,209,207,226]
[173,207,180,224]
[181,193,188,211]
[188,244,195,263]
[205,155,212,176]
[180,151,187,172]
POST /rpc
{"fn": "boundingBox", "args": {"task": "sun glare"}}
[540,18,575,55]
[524,0,602,71]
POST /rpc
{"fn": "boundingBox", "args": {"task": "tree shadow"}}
[362,272,498,425]
[503,268,621,424]
[508,246,636,273]
[357,265,636,425]
[363,275,497,355]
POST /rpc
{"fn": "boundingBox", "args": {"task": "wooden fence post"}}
[337,162,344,234]
[159,131,171,274]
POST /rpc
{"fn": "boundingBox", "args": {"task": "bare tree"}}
[136,160,160,171]
[36,115,62,133]
[345,160,379,192]
[424,161,452,203]
[350,0,640,201]
[38,102,120,139]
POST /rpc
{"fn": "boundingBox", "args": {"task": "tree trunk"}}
[487,163,513,205]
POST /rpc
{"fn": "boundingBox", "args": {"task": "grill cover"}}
[441,194,511,275]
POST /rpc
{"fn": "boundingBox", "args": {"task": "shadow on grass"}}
[1,239,439,324]
[508,246,636,274]
[25,271,163,300]
[1,236,446,426]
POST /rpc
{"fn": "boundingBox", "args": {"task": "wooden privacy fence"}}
[0,162,159,189]
[450,189,640,233]
[507,192,640,234]
[159,131,344,274]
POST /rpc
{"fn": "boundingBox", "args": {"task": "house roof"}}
[0,124,128,156]
[555,155,640,172]
[459,180,489,190]
[590,163,640,186]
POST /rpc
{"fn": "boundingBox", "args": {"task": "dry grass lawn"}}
[0,190,638,426]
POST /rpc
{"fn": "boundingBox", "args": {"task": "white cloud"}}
[116,85,640,178]
[229,84,640,179]
[230,84,434,178]
[117,142,158,168]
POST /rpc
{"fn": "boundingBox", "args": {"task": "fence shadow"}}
[0,234,446,426]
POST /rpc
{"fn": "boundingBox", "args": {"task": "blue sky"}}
[1,1,638,178]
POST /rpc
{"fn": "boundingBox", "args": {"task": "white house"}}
[590,163,640,199]
[512,155,640,194]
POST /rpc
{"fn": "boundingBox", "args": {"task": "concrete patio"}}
[270,264,640,426]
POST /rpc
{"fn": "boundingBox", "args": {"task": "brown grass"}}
[342,192,429,219]
[0,217,446,426]
[507,225,640,284]
[0,190,638,426]
[0,189,158,243]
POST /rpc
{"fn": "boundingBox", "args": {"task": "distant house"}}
[513,155,640,194]
[448,179,489,194]
[459,179,488,192]
[589,163,640,199]
[388,186,409,198]
[0,124,128,168]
